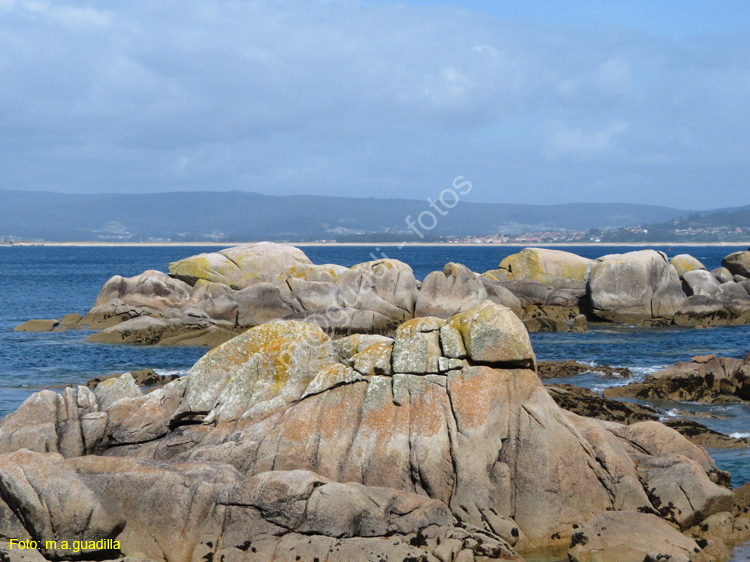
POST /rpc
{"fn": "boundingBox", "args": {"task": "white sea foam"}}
[154,368,191,378]
[730,432,750,439]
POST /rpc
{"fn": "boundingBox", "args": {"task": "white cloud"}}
[0,0,749,207]
[545,122,629,159]
[5,0,110,28]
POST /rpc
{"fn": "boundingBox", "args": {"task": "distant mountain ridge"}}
[0,189,703,242]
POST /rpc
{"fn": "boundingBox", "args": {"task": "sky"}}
[1,0,749,209]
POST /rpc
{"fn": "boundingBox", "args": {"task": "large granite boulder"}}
[683,269,722,297]
[671,254,707,279]
[168,242,345,288]
[722,250,750,278]
[713,267,734,284]
[182,281,239,323]
[586,250,684,323]
[90,270,192,311]
[415,262,487,318]
[336,259,419,323]
[497,247,593,289]
[673,295,734,328]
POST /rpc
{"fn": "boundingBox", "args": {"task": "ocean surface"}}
[1,244,750,559]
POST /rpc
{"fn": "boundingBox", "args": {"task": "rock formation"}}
[1,302,745,561]
[15,243,750,344]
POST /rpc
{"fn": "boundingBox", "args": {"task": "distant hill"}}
[0,189,698,242]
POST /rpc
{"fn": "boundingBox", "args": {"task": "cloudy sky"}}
[1,0,749,208]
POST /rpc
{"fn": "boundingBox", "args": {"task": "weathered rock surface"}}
[168,242,341,288]
[570,313,588,332]
[568,511,711,562]
[2,302,741,559]
[336,258,419,324]
[497,247,593,289]
[83,368,178,390]
[415,262,487,318]
[13,319,60,332]
[683,269,722,297]
[722,250,750,278]
[604,353,750,404]
[671,254,707,278]
[85,315,235,347]
[713,267,734,284]
[661,419,750,449]
[586,250,684,323]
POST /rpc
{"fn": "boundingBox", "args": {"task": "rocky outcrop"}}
[586,250,685,323]
[545,384,750,449]
[722,250,750,278]
[604,353,750,404]
[68,244,422,344]
[82,369,179,390]
[1,452,515,562]
[523,316,568,332]
[546,384,658,424]
[1,302,741,560]
[168,242,346,288]
[18,244,750,345]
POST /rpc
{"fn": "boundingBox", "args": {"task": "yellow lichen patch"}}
[177,320,332,418]
[670,254,706,278]
[447,301,535,366]
[352,342,393,376]
[303,362,365,398]
[498,248,591,287]
[169,253,242,285]
[392,318,444,374]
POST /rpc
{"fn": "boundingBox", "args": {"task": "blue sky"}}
[1,0,749,209]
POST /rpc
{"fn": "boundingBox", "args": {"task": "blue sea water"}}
[1,243,749,560]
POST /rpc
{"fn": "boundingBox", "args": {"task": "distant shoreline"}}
[2,241,748,248]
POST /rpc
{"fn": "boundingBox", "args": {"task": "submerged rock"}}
[13,319,60,332]
[537,360,632,379]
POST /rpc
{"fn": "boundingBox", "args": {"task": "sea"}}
[1,243,749,560]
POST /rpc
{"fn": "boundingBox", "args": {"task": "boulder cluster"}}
[15,244,750,346]
[2,302,749,561]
